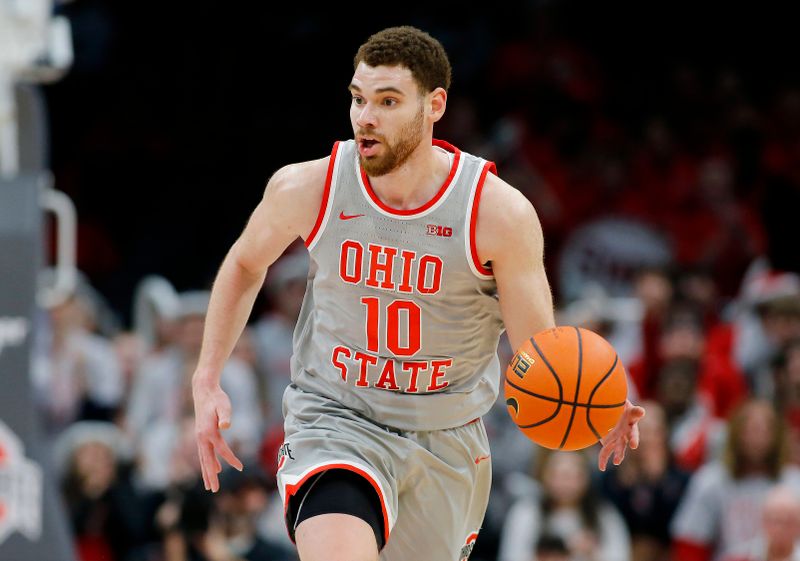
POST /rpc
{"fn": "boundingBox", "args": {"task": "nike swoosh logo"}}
[474,455,490,465]
[339,211,365,220]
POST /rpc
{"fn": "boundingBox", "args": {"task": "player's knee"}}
[295,513,379,561]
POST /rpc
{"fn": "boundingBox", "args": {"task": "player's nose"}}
[355,103,378,129]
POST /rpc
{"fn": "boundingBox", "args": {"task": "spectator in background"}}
[675,267,722,333]
[33,286,124,434]
[671,399,800,561]
[656,358,725,471]
[771,340,800,465]
[161,483,215,561]
[113,331,147,400]
[535,535,571,561]
[750,294,800,392]
[601,401,690,561]
[136,413,204,492]
[626,267,674,401]
[131,275,182,358]
[498,450,630,561]
[663,306,746,419]
[630,286,747,420]
[57,421,159,561]
[673,307,745,418]
[126,291,261,462]
[723,485,800,561]
[160,472,296,561]
[114,275,183,397]
[707,268,800,397]
[248,250,308,426]
[214,467,296,561]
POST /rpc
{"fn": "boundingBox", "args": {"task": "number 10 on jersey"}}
[361,297,421,357]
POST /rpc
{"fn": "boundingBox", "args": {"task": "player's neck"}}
[367,141,450,210]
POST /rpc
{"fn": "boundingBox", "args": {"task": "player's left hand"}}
[598,400,645,471]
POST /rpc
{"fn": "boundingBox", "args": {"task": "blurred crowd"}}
[37,6,800,561]
[39,250,800,561]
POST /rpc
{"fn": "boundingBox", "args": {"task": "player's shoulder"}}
[475,170,542,261]
[267,155,330,198]
[480,171,534,218]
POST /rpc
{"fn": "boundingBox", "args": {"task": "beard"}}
[358,105,425,177]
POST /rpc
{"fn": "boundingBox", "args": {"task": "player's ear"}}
[429,87,447,122]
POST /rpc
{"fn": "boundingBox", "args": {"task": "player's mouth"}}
[358,136,382,158]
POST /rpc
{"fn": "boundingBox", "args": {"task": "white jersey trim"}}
[465,161,495,280]
[306,145,343,251]
[355,148,465,221]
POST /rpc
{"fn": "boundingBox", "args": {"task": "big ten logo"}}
[426,224,452,237]
[510,351,535,379]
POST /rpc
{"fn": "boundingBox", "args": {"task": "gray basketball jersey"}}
[291,139,504,431]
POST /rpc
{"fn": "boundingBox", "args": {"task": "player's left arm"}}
[475,172,644,470]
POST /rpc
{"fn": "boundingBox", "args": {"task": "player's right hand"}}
[192,379,243,492]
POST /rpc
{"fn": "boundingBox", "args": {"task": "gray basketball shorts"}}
[276,384,492,561]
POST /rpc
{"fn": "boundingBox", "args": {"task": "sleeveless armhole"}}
[305,141,341,250]
[465,160,497,279]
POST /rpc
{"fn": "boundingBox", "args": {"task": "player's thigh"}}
[286,464,388,561]
[296,513,378,561]
[381,420,492,561]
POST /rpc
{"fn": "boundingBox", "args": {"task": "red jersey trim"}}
[305,141,340,249]
[359,139,462,217]
[469,161,497,277]
[282,462,391,547]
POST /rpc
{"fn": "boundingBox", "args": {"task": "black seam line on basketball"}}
[504,377,625,409]
[507,380,563,428]
[585,354,619,441]
[559,327,584,450]
[528,336,565,429]
[529,337,564,404]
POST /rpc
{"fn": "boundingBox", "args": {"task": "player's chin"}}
[358,155,377,168]
[360,155,391,176]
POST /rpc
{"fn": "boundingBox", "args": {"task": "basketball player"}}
[192,26,645,561]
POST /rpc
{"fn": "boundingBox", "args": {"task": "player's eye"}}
[352,95,364,105]
[382,98,397,106]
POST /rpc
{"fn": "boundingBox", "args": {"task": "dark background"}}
[44,1,800,324]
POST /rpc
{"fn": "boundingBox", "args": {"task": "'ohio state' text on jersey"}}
[291,139,504,431]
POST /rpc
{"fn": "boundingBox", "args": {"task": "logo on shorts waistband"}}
[459,531,478,561]
[277,442,294,471]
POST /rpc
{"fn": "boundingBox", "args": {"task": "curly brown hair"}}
[354,26,452,94]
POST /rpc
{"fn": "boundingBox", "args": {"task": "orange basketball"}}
[504,326,627,451]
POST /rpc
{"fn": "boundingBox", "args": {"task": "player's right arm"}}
[192,156,328,492]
